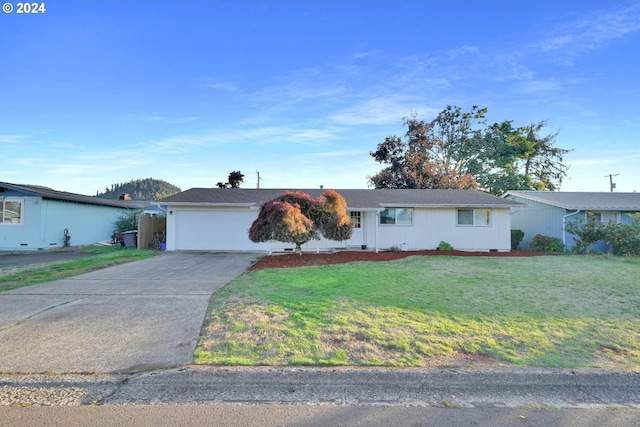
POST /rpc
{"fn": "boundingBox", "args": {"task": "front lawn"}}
[195,255,640,369]
[0,246,157,292]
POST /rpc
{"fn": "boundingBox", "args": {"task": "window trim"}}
[379,208,414,226]
[586,211,618,225]
[457,208,492,227]
[349,211,362,229]
[1,198,24,226]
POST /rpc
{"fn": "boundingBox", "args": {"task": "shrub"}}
[565,218,604,254]
[530,234,564,253]
[566,214,640,258]
[115,210,142,233]
[601,217,640,258]
[438,241,453,251]
[511,229,524,250]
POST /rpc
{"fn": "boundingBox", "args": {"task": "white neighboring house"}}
[157,188,523,253]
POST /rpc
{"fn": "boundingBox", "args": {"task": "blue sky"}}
[1,1,639,195]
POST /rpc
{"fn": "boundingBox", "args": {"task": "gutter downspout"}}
[153,203,168,214]
[562,209,581,250]
[375,211,380,253]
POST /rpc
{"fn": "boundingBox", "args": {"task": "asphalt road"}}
[1,405,639,427]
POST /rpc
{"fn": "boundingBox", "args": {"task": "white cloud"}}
[146,125,340,153]
[235,126,339,146]
[0,135,27,144]
[539,35,574,51]
[251,79,347,109]
[125,115,200,124]
[313,149,368,157]
[201,76,239,92]
[328,96,436,126]
[351,51,374,59]
[536,3,640,56]
[517,79,562,95]
[147,134,212,152]
[46,157,147,176]
[206,82,238,91]
[448,45,481,59]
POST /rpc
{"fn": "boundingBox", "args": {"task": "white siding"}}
[166,206,512,252]
[377,208,511,252]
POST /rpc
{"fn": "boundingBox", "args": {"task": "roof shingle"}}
[504,191,640,211]
[158,188,522,209]
[0,182,147,209]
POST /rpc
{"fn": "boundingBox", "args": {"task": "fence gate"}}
[137,215,166,249]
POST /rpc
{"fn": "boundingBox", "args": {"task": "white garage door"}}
[174,210,266,251]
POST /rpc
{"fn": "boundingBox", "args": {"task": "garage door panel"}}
[174,210,266,251]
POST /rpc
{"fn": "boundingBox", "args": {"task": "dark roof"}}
[158,188,523,209]
[0,182,148,209]
[504,191,640,211]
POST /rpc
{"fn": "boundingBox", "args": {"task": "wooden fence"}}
[137,215,166,249]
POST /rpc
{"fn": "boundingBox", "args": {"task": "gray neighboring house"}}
[157,188,523,253]
[0,182,147,251]
[503,191,640,251]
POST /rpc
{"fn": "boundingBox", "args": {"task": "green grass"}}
[195,255,640,369]
[0,246,157,292]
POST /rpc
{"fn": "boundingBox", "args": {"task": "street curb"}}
[3,367,640,407]
[110,367,640,406]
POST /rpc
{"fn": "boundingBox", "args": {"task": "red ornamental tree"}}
[248,190,353,254]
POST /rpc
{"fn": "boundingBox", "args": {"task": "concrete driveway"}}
[0,252,261,373]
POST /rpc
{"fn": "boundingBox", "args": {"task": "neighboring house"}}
[503,191,640,251]
[157,188,523,253]
[0,182,147,251]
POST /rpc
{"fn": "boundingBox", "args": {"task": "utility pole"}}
[604,174,619,192]
[256,171,262,189]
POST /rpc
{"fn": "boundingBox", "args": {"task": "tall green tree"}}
[520,121,570,191]
[369,106,484,190]
[369,106,570,194]
[217,171,245,188]
[474,120,535,194]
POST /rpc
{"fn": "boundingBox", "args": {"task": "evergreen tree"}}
[96,178,181,200]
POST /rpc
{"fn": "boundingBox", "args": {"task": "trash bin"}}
[122,230,138,248]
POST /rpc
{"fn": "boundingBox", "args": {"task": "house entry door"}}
[347,211,364,247]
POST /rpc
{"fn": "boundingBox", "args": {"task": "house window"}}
[350,211,361,228]
[457,209,491,226]
[587,211,618,225]
[1,198,23,225]
[380,208,413,225]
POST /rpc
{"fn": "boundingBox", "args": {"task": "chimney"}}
[119,193,132,201]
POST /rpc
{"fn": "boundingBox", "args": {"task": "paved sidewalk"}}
[0,252,261,373]
[1,367,639,408]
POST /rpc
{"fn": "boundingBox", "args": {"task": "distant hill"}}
[96,178,181,200]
